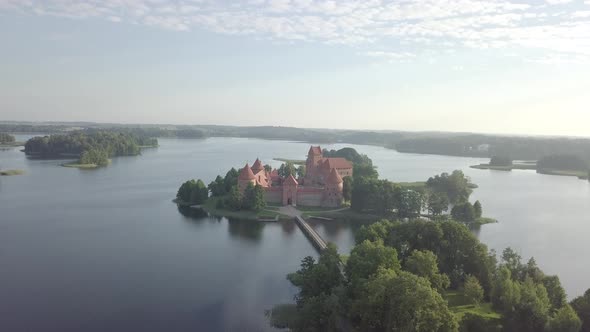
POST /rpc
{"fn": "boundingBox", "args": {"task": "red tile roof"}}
[251,158,263,172]
[322,157,353,170]
[238,163,256,180]
[283,174,299,186]
[308,146,322,156]
[326,168,343,184]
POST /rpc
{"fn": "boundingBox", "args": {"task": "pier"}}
[294,216,328,251]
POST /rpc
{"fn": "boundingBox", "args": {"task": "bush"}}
[460,313,502,332]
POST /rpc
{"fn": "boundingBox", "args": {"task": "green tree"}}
[177,179,197,203]
[473,200,483,219]
[224,168,239,192]
[264,164,272,173]
[491,266,521,311]
[208,175,226,197]
[547,304,582,332]
[503,277,551,332]
[405,249,450,292]
[352,269,458,332]
[451,202,476,223]
[189,179,209,204]
[571,288,590,332]
[543,275,567,313]
[395,188,422,219]
[226,185,242,211]
[79,148,109,166]
[342,176,352,202]
[0,132,16,143]
[346,240,400,284]
[353,162,378,179]
[278,162,296,177]
[428,192,450,217]
[296,165,306,178]
[426,170,473,204]
[464,275,484,306]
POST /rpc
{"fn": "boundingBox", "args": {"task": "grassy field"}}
[273,158,305,165]
[537,168,589,179]
[62,160,111,169]
[471,163,537,171]
[0,169,25,176]
[178,196,291,221]
[445,290,501,321]
[0,141,25,147]
[301,207,381,222]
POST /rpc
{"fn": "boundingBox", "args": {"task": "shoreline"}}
[471,163,588,180]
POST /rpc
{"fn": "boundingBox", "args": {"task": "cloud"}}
[1,0,589,61]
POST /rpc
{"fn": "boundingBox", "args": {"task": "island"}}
[472,154,589,180]
[0,169,25,176]
[23,130,158,169]
[0,132,24,147]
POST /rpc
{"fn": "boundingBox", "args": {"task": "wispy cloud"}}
[2,0,590,61]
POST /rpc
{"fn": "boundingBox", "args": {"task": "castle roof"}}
[322,157,353,170]
[308,146,322,156]
[238,163,256,180]
[283,174,299,186]
[326,168,343,184]
[251,158,264,173]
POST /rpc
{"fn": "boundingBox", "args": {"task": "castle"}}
[237,146,353,207]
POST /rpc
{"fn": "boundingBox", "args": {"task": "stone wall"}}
[297,189,324,207]
[264,189,282,204]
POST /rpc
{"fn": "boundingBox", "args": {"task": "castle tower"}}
[238,163,256,193]
[305,146,323,185]
[282,174,299,206]
[323,168,343,207]
[251,158,264,174]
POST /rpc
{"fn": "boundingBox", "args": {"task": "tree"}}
[342,176,352,202]
[571,288,590,332]
[426,170,473,204]
[428,192,449,217]
[464,275,484,306]
[278,162,296,178]
[405,250,450,292]
[264,164,272,173]
[177,179,197,203]
[503,277,551,332]
[543,275,567,312]
[353,163,378,179]
[490,156,513,166]
[208,175,226,197]
[473,200,482,219]
[491,266,521,311]
[346,240,400,284]
[352,269,458,332]
[547,304,582,332]
[224,168,239,192]
[79,148,109,166]
[296,165,306,178]
[189,179,209,204]
[0,132,16,143]
[395,188,422,219]
[226,185,242,211]
[451,202,476,223]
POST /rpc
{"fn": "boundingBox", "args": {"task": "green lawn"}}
[445,290,501,320]
[194,196,291,221]
[273,158,305,165]
[0,169,25,176]
[301,207,381,222]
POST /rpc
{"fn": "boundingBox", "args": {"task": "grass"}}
[301,207,381,223]
[470,163,537,171]
[537,168,589,179]
[445,290,501,321]
[0,169,25,176]
[177,196,291,221]
[397,181,427,191]
[273,158,305,165]
[62,160,111,169]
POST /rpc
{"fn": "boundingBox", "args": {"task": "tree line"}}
[0,132,15,143]
[273,219,590,331]
[24,130,159,166]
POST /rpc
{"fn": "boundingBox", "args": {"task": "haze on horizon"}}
[1,0,589,137]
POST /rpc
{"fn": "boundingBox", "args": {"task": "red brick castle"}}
[237,146,353,207]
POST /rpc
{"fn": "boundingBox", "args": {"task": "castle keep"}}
[237,146,353,207]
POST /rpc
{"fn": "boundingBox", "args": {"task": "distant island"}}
[0,169,25,176]
[0,132,24,147]
[472,154,589,180]
[23,130,158,169]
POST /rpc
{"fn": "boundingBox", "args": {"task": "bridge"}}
[294,215,346,276]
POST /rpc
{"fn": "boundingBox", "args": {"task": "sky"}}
[0,0,589,136]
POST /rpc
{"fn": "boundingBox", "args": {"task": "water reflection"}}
[227,218,265,242]
[177,205,209,220]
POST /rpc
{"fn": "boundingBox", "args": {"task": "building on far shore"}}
[237,146,353,207]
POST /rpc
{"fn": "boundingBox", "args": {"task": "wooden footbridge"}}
[294,216,346,276]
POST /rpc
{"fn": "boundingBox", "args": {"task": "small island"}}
[0,132,24,147]
[0,169,25,176]
[472,155,589,180]
[23,130,158,169]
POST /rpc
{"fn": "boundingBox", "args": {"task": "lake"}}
[1,136,589,331]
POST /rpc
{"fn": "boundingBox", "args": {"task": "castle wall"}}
[297,188,324,207]
[264,188,282,204]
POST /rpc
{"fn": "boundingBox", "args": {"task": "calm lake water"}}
[1,136,589,331]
